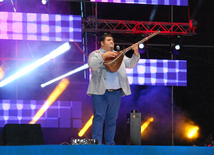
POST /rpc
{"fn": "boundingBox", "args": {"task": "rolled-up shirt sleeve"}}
[124,53,140,68]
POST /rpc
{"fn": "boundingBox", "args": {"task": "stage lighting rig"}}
[205,133,214,146]
[170,40,182,55]
[138,43,146,54]
[190,19,198,29]
[42,0,49,5]
[86,16,96,24]
[139,43,144,49]
[175,44,181,51]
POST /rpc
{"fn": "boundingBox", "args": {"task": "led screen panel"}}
[90,0,188,6]
[127,59,187,86]
[0,12,82,42]
[0,100,82,128]
[89,59,187,86]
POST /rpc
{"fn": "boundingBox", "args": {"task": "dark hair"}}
[99,34,113,46]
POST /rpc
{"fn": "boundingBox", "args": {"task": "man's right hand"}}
[102,51,117,60]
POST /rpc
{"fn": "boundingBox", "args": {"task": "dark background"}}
[0,0,214,146]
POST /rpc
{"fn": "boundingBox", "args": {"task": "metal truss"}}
[82,18,197,36]
[0,18,197,70]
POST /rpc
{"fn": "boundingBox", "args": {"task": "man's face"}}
[101,36,114,51]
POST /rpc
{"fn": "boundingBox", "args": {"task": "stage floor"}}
[0,145,213,155]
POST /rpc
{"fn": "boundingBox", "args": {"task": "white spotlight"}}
[0,42,70,87]
[139,43,144,49]
[42,0,48,5]
[0,0,4,2]
[175,44,180,50]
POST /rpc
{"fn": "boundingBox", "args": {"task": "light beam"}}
[0,67,5,80]
[0,42,70,87]
[78,115,94,137]
[187,126,199,138]
[141,117,154,133]
[41,63,89,88]
[29,78,70,124]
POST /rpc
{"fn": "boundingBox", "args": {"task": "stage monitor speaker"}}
[130,110,141,145]
[1,124,44,146]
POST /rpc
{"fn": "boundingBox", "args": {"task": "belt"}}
[106,88,121,92]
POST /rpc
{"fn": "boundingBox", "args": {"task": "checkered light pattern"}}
[0,12,82,42]
[90,0,188,6]
[127,59,187,86]
[0,100,82,128]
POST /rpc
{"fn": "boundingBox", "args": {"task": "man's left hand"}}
[131,43,139,57]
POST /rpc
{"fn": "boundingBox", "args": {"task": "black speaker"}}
[1,124,44,146]
[130,110,141,145]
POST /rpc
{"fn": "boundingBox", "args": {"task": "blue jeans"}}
[92,89,122,145]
